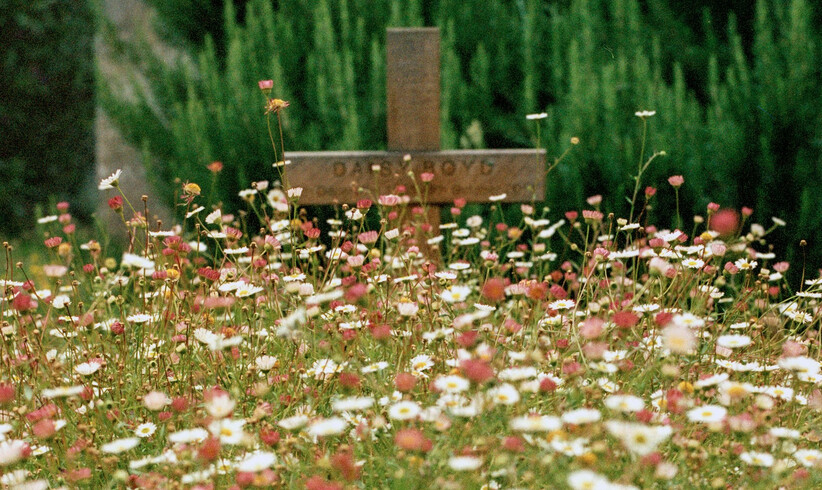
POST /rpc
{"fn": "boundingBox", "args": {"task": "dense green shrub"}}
[0,0,96,236]
[99,0,821,275]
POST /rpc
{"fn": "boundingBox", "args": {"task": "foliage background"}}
[3,0,822,278]
[0,0,96,235]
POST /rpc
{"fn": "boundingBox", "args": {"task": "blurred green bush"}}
[0,0,96,236]
[99,0,821,271]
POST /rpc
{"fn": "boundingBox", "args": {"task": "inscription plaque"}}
[286,149,545,205]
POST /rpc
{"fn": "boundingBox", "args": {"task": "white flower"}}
[693,373,729,389]
[561,408,601,425]
[734,258,758,270]
[739,451,774,467]
[206,393,235,419]
[134,422,157,438]
[127,313,154,324]
[100,437,140,454]
[498,367,538,382]
[42,385,85,399]
[434,375,471,393]
[194,328,244,351]
[396,300,419,317]
[769,427,800,439]
[509,414,561,432]
[567,470,610,490]
[307,417,348,437]
[361,361,389,374]
[331,396,375,412]
[236,451,277,472]
[605,421,672,456]
[761,385,793,401]
[277,414,309,431]
[208,418,246,444]
[488,383,520,406]
[488,193,507,202]
[716,334,751,349]
[682,258,705,269]
[98,169,122,190]
[409,354,434,372]
[604,394,645,412]
[441,285,472,303]
[74,361,101,376]
[448,455,483,471]
[794,448,822,467]
[388,401,422,421]
[549,299,575,310]
[308,359,341,380]
[0,441,28,466]
[779,356,821,374]
[466,215,483,228]
[686,405,727,423]
[37,215,58,224]
[255,355,278,371]
[168,428,209,444]
[235,284,264,297]
[662,324,697,354]
[635,110,656,118]
[526,113,548,120]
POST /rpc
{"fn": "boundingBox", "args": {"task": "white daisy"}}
[686,405,727,423]
[448,455,483,471]
[561,408,601,425]
[98,169,122,190]
[307,417,348,437]
[739,451,774,467]
[388,401,422,421]
[134,422,157,438]
[100,437,140,454]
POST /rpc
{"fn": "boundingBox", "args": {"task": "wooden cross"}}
[285,28,545,250]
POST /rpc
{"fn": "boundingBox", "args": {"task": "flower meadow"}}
[3,109,822,490]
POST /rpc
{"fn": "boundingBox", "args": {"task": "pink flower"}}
[580,318,604,339]
[724,262,740,275]
[586,194,602,206]
[258,79,274,91]
[358,230,379,244]
[378,194,401,206]
[143,391,170,411]
[667,175,684,187]
[420,172,435,182]
[710,243,726,256]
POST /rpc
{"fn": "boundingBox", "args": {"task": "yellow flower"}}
[183,182,201,196]
[265,98,290,115]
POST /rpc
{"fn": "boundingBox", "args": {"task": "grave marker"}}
[286,28,545,251]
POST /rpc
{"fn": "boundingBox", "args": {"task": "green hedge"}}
[99,0,821,273]
[0,0,96,236]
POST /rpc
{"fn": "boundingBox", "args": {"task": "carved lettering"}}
[442,161,455,176]
[461,160,478,172]
[285,149,544,204]
[333,161,347,177]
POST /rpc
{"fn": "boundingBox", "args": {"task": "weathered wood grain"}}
[387,28,440,151]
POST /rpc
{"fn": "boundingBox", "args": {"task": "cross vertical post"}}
[386,28,442,253]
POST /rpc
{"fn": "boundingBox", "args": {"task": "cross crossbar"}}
[284,28,544,209]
